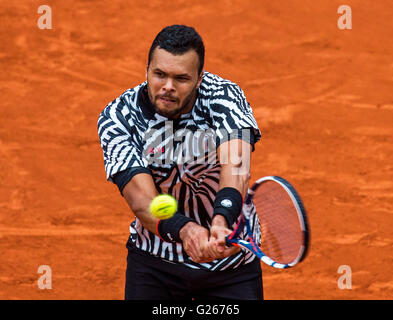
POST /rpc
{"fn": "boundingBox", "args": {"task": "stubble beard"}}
[147,84,198,119]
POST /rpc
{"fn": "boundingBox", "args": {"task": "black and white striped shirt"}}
[97,71,262,271]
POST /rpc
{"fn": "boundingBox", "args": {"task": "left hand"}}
[208,215,240,259]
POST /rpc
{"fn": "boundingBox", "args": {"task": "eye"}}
[176,76,189,82]
[155,71,165,78]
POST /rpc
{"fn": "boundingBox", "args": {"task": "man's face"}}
[146,47,203,119]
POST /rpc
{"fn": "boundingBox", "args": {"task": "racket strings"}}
[254,181,303,264]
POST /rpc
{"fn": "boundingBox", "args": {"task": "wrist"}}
[212,187,243,228]
[212,214,228,228]
[157,212,195,243]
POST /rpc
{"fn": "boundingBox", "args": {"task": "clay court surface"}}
[1,1,392,299]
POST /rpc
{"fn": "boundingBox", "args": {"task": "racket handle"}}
[225,236,236,247]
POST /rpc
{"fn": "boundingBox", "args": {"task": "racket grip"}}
[225,236,235,247]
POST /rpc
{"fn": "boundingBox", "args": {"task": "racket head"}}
[247,176,310,268]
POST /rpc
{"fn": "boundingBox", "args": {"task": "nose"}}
[162,78,175,92]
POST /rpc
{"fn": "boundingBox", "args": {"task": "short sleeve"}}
[209,82,261,150]
[97,96,149,182]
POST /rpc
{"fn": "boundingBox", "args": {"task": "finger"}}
[202,242,218,262]
[185,238,204,262]
[195,234,216,263]
[184,227,211,262]
[223,245,240,256]
[206,240,221,259]
[216,241,226,253]
[215,233,230,251]
[216,242,240,259]
[205,237,222,256]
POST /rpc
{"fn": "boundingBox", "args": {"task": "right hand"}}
[179,222,217,263]
[208,215,240,259]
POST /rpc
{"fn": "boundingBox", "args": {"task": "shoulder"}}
[199,71,252,113]
[200,71,242,94]
[119,82,146,109]
[98,82,146,129]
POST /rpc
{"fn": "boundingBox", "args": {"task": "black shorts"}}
[125,246,263,300]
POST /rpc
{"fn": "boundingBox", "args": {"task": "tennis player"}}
[97,25,262,300]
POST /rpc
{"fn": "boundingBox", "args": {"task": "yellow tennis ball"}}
[149,194,177,219]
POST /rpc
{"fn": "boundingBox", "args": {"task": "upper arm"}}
[209,83,259,195]
[97,97,148,182]
[216,139,252,197]
[209,82,261,152]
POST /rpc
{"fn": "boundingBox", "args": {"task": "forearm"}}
[218,163,250,198]
[213,139,252,227]
[122,173,159,235]
[122,173,196,242]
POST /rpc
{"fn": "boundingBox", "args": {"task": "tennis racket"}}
[225,176,309,269]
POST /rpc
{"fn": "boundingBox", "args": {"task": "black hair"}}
[148,25,205,74]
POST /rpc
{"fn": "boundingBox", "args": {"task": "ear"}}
[196,70,204,89]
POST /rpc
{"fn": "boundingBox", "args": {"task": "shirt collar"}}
[138,83,199,121]
[138,84,156,120]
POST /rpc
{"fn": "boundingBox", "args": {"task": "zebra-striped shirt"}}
[97,71,262,271]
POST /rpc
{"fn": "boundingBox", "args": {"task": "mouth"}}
[159,96,177,105]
